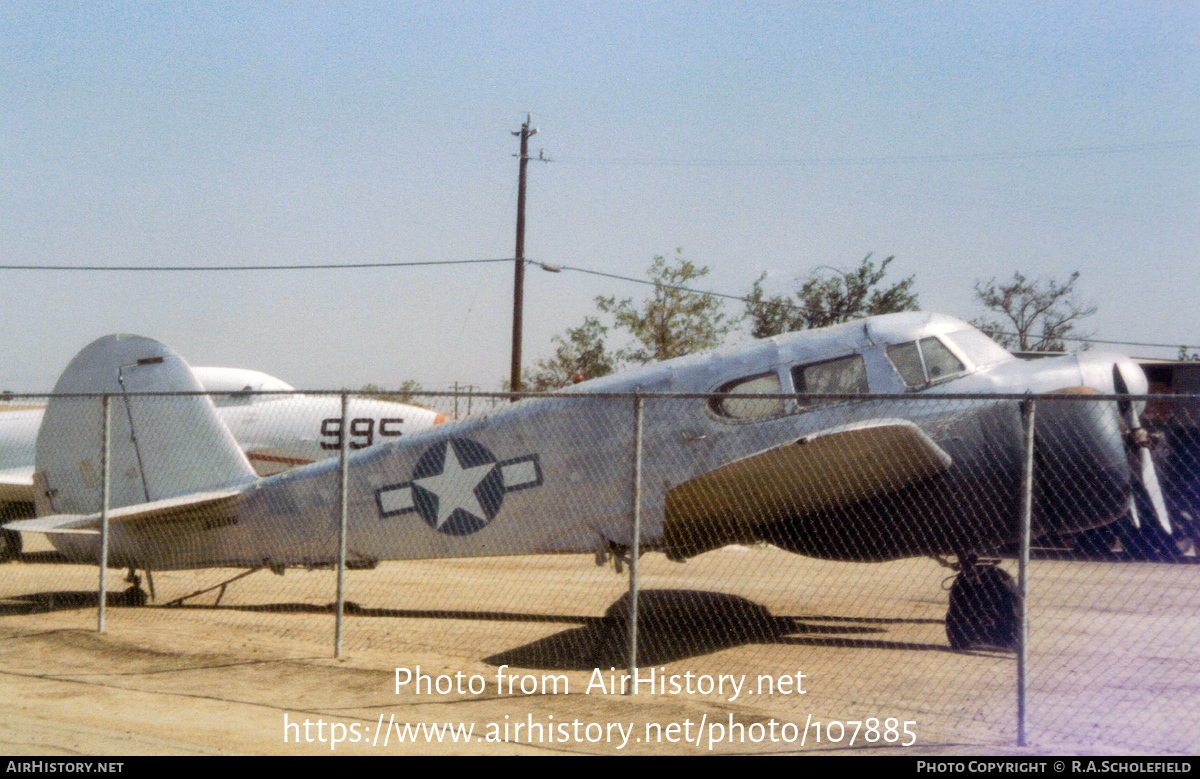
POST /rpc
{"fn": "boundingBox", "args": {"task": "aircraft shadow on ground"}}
[0,590,133,615]
[0,587,958,663]
[15,552,71,565]
[479,589,957,670]
[182,601,594,625]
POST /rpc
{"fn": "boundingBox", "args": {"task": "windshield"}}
[944,329,1014,367]
[886,338,967,388]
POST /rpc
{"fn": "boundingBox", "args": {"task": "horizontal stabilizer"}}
[4,514,101,536]
[0,467,34,503]
[4,488,246,535]
[665,419,953,546]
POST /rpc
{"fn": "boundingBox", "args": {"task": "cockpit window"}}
[920,337,965,381]
[943,328,1013,367]
[792,355,868,403]
[710,372,784,419]
[886,338,967,389]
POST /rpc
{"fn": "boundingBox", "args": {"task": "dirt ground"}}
[1,535,1198,756]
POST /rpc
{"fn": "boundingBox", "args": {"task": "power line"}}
[0,258,516,272]
[537,262,754,305]
[0,252,1193,353]
[555,140,1199,168]
[531,259,1200,353]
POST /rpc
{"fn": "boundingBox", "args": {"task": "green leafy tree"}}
[596,249,735,364]
[744,254,919,338]
[971,271,1096,352]
[519,317,616,390]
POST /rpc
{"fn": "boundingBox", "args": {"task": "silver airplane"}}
[3,314,1167,650]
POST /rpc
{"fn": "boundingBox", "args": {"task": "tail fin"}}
[35,334,257,516]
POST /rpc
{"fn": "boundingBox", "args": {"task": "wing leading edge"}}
[663,419,953,556]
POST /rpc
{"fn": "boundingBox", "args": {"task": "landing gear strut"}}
[945,554,1019,651]
[121,568,150,607]
[0,502,28,563]
[0,529,21,563]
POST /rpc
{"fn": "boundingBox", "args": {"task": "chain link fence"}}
[1,388,1198,753]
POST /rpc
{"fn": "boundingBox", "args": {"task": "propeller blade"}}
[1114,361,1174,537]
[1128,497,1141,529]
[1139,447,1172,535]
[1112,364,1133,423]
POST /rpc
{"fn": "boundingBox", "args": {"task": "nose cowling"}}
[1032,353,1171,538]
[1033,393,1130,535]
[1077,352,1150,414]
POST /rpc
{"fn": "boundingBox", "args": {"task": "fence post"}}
[335,391,350,658]
[97,394,111,633]
[1017,396,1036,746]
[626,395,644,693]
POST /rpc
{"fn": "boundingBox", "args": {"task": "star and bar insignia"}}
[374,437,542,535]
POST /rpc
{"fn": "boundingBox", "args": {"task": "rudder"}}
[35,334,257,516]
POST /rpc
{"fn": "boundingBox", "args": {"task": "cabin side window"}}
[886,337,966,389]
[886,342,925,389]
[710,372,785,419]
[792,354,868,404]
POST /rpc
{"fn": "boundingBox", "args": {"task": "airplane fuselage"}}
[40,313,1137,572]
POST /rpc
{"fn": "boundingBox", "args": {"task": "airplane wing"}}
[664,419,953,551]
[3,488,245,536]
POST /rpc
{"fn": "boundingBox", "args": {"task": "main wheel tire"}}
[122,587,148,608]
[946,566,1019,651]
[1117,519,1178,562]
[1073,526,1116,558]
[0,529,21,563]
[1175,535,1195,557]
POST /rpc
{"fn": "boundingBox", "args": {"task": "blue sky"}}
[0,2,1195,391]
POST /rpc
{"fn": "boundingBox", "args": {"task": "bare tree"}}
[972,271,1096,352]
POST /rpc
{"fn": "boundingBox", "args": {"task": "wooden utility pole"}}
[510,114,537,394]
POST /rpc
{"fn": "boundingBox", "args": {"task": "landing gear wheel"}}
[122,587,148,608]
[120,569,148,607]
[1116,517,1178,562]
[946,564,1019,651]
[0,529,21,563]
[1073,525,1116,558]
